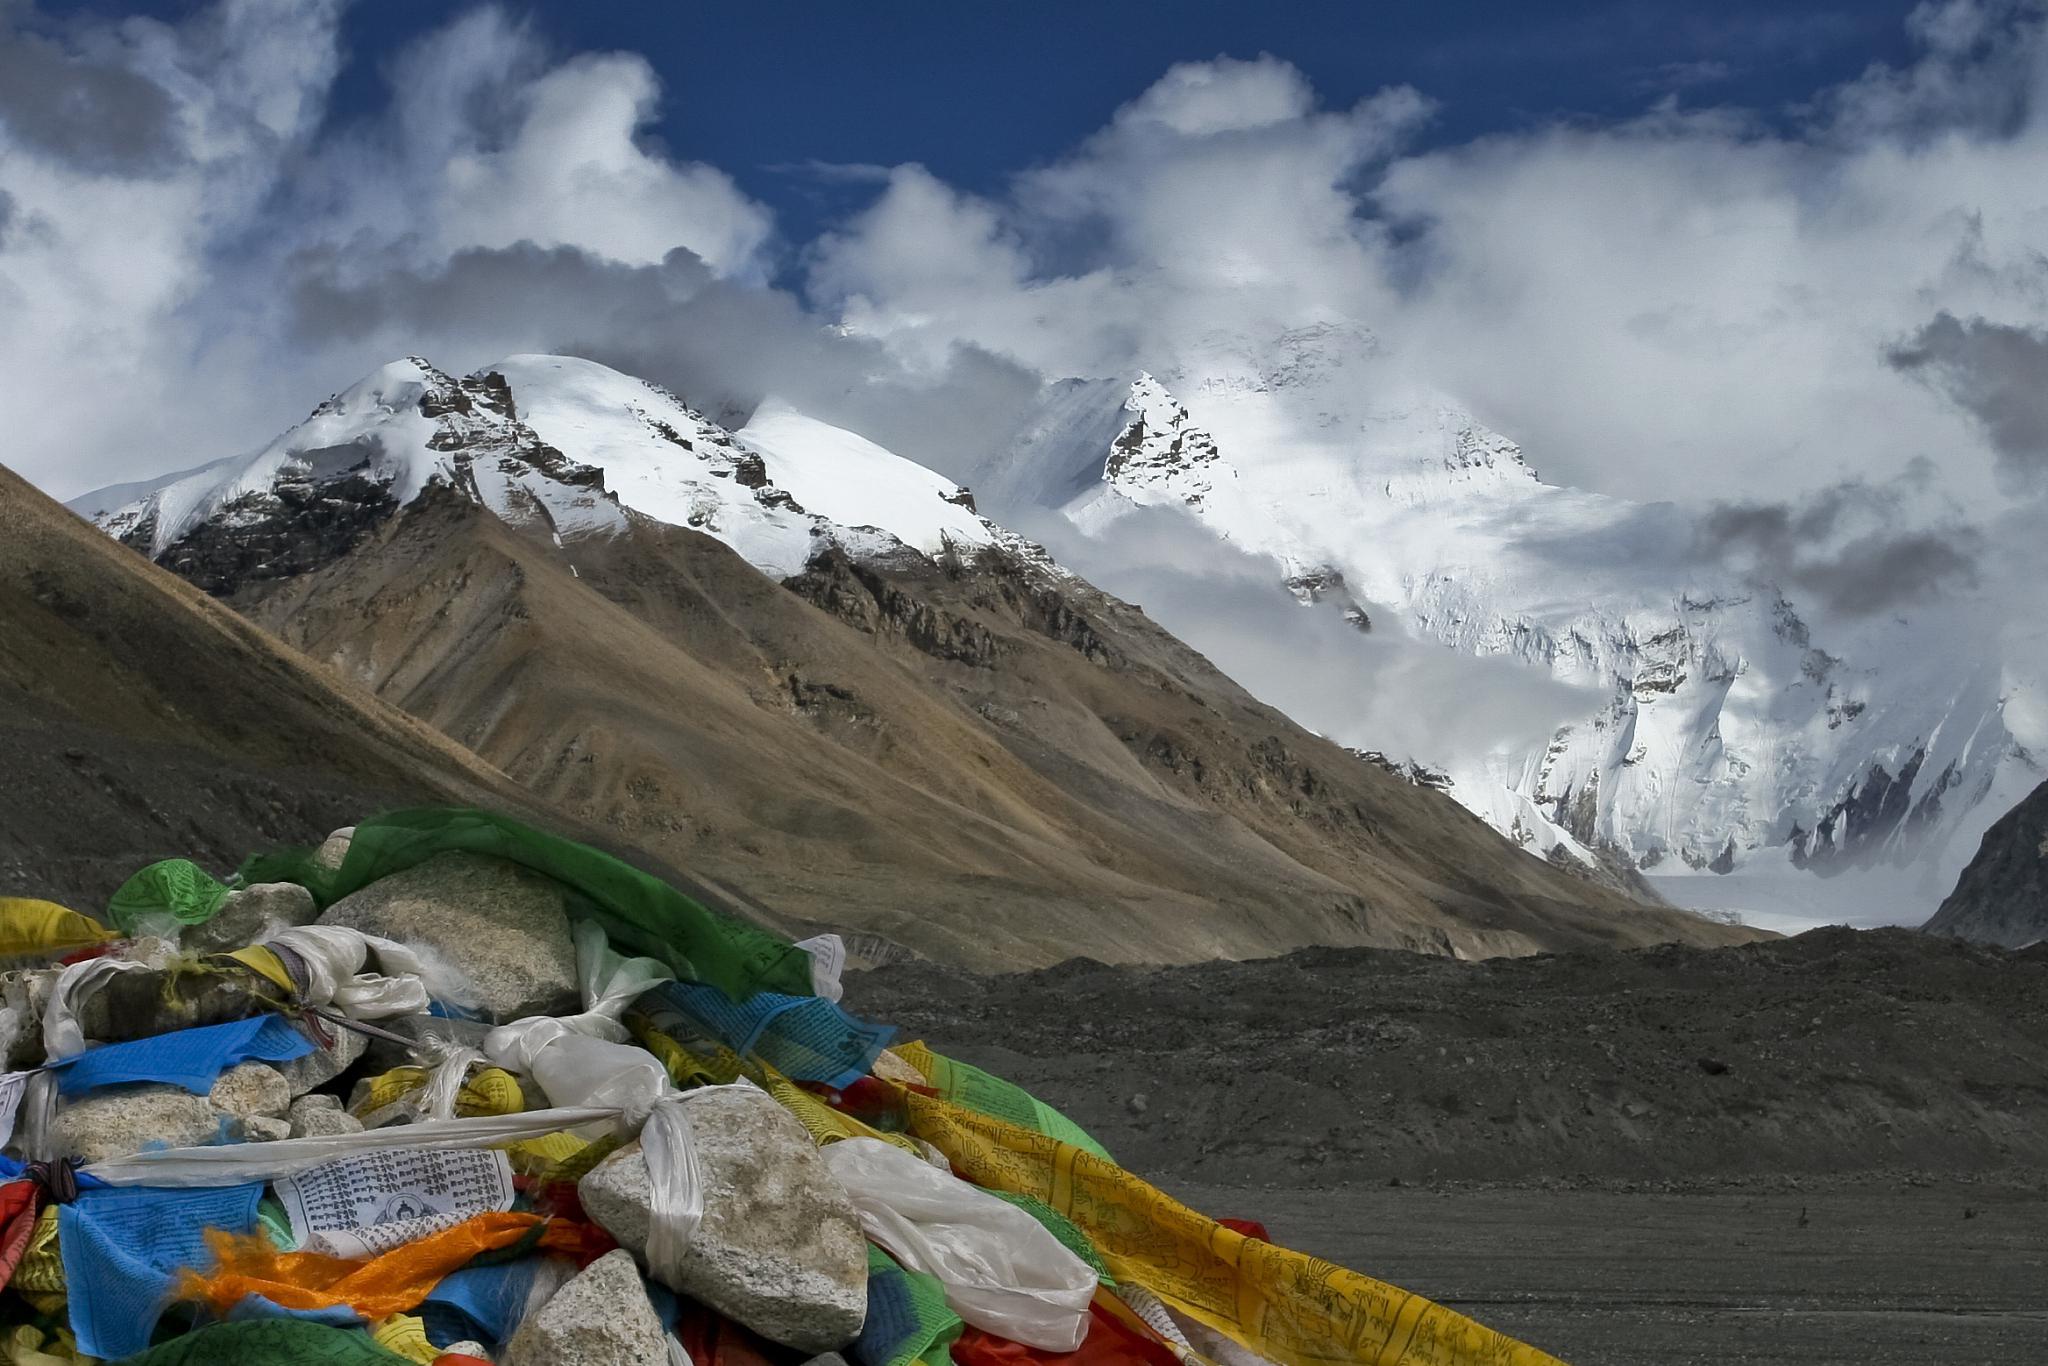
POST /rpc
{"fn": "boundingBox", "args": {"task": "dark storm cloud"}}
[1699,478,1981,616]
[1886,311,2048,485]
[1524,475,1982,619]
[1785,530,1982,614]
[289,242,716,346]
[0,22,184,173]
[286,240,1043,478]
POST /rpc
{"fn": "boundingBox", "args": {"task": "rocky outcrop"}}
[286,1093,363,1137]
[51,1085,223,1162]
[1923,779,2048,947]
[138,475,401,599]
[182,881,319,955]
[788,548,1004,670]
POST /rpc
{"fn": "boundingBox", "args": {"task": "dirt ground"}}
[1174,1176,2048,1366]
[854,928,2048,1364]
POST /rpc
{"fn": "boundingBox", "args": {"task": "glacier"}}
[959,320,2040,920]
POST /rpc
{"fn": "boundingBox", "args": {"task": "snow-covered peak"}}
[737,399,994,560]
[1101,373,1233,511]
[76,353,1007,586]
[984,322,2038,914]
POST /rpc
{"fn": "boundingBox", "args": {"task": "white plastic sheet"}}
[794,933,847,1003]
[822,1136,1097,1351]
[266,925,467,1019]
[640,1098,705,1290]
[483,1018,674,1128]
[564,920,672,1041]
[43,957,158,1058]
[82,1105,622,1187]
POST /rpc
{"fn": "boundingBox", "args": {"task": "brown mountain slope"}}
[238,489,1755,968]
[0,464,544,904]
[1923,778,2048,947]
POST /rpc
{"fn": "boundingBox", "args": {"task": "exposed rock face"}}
[0,971,56,1069]
[318,851,579,1021]
[1924,779,2048,947]
[310,827,355,872]
[579,1088,868,1352]
[52,1085,221,1162]
[233,1114,290,1142]
[1103,373,1227,510]
[71,963,275,1045]
[136,475,401,599]
[971,352,2033,896]
[0,464,535,920]
[504,1248,669,1366]
[70,356,1759,969]
[788,548,1004,670]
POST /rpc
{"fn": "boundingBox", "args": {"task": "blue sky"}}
[61,0,1926,254]
[357,1,1922,249]
[7,0,2044,521]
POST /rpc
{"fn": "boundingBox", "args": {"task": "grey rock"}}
[275,1023,368,1096]
[287,1093,364,1138]
[0,969,57,1069]
[72,966,271,1045]
[311,827,355,873]
[183,882,319,955]
[234,1114,291,1142]
[208,1061,292,1118]
[504,1248,668,1366]
[318,852,578,1021]
[52,1085,221,1163]
[579,1088,867,1351]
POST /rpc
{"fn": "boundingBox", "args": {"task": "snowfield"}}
[964,321,2039,917]
[82,354,998,584]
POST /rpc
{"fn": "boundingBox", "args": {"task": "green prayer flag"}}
[112,1320,411,1365]
[238,807,813,1003]
[107,859,232,934]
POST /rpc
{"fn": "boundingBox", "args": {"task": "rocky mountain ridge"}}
[1924,778,2048,947]
[67,353,1753,967]
[0,463,553,906]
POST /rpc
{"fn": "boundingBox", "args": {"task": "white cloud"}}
[0,0,345,497]
[1015,502,1599,774]
[10,0,2048,621]
[0,1,777,497]
[806,2,2048,531]
[807,60,1432,377]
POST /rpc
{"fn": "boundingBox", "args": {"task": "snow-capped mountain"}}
[80,353,999,592]
[969,320,2038,911]
[71,337,2032,923]
[63,349,1758,963]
